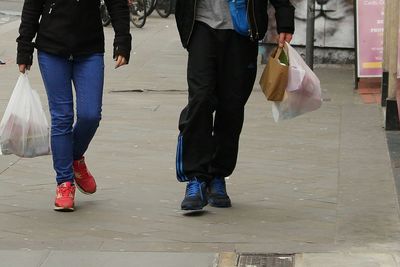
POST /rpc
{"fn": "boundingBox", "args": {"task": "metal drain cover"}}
[237,254,294,267]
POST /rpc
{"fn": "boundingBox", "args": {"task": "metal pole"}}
[306,0,316,70]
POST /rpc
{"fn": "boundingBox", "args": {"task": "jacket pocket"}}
[48,2,56,14]
[38,0,61,45]
[42,0,57,19]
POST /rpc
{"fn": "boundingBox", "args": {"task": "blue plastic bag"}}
[227,0,250,36]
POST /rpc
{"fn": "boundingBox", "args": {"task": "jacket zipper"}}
[252,0,259,39]
[247,0,259,40]
[186,0,197,47]
[246,0,252,40]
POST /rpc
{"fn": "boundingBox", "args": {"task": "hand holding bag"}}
[0,73,50,157]
[259,47,289,101]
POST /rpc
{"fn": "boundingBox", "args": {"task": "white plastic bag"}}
[0,73,50,157]
[272,43,322,122]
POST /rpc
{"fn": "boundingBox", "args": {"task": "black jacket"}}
[17,0,132,65]
[175,0,295,48]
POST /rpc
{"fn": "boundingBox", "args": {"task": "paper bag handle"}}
[273,47,283,60]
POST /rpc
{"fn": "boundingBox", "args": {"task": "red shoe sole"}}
[75,183,97,195]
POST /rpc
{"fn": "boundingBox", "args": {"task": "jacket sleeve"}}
[105,0,132,63]
[16,0,45,66]
[269,0,295,34]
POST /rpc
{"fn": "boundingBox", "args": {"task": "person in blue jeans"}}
[16,0,132,211]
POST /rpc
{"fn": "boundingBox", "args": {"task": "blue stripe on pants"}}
[176,135,189,182]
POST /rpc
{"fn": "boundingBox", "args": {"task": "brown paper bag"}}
[259,47,289,101]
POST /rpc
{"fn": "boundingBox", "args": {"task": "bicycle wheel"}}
[129,0,147,28]
[146,0,156,16]
[100,3,111,26]
[156,0,171,18]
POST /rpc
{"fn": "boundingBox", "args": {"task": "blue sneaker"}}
[207,177,231,208]
[181,178,208,210]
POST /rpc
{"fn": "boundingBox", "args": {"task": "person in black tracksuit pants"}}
[175,0,295,211]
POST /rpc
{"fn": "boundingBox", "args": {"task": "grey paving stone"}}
[295,253,400,267]
[0,250,49,267]
[41,251,217,267]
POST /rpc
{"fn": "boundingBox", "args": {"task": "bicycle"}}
[128,0,147,28]
[145,0,172,18]
[100,0,147,28]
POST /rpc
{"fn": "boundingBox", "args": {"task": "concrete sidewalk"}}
[1,15,400,267]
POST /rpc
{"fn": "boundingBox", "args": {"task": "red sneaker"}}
[54,182,75,211]
[73,157,97,194]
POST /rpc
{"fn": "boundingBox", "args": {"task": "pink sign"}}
[357,0,400,77]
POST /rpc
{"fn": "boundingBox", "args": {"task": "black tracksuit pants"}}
[176,22,258,182]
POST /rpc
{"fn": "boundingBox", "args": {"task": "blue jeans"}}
[38,51,104,184]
